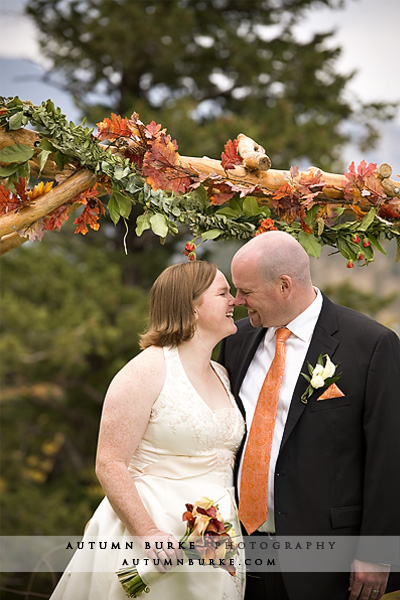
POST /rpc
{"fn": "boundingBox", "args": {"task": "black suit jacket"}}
[219,295,400,598]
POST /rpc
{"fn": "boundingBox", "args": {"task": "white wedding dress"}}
[49,346,245,600]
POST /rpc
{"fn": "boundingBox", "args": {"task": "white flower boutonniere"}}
[301,354,341,404]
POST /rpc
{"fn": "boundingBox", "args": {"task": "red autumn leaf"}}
[272,182,292,201]
[0,178,33,215]
[357,160,377,178]
[146,120,164,138]
[0,184,20,215]
[344,160,377,184]
[378,201,400,219]
[208,182,236,205]
[43,204,70,231]
[297,169,323,188]
[14,177,31,205]
[272,184,301,223]
[344,161,356,180]
[96,113,132,142]
[221,139,243,170]
[297,170,324,194]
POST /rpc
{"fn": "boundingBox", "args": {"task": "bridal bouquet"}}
[116,497,238,597]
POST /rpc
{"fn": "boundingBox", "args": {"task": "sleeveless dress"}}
[49,346,246,600]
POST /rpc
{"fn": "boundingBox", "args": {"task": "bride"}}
[49,261,245,600]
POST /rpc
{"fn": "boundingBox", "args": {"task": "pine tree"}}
[26,0,395,171]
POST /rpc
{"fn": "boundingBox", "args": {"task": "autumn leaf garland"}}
[0,96,399,265]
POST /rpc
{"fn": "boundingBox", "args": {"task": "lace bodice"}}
[129,346,245,485]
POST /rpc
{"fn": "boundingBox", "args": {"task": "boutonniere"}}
[301,354,341,404]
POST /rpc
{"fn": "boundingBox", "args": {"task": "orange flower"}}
[255,217,277,235]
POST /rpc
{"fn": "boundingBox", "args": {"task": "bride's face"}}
[194,270,236,340]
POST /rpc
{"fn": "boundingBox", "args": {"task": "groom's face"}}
[231,260,283,328]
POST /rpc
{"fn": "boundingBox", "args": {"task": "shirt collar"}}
[264,287,322,345]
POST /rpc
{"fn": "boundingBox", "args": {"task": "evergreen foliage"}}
[0,226,150,536]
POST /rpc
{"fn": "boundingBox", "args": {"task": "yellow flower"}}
[27,181,54,199]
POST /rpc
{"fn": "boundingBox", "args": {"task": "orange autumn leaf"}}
[96,113,133,142]
[72,185,100,206]
[142,134,192,194]
[272,182,293,201]
[73,203,104,235]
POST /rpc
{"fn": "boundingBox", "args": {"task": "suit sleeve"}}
[357,328,400,565]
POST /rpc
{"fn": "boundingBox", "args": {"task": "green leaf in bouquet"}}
[358,207,376,231]
[107,196,121,225]
[298,231,321,258]
[114,191,133,219]
[201,229,223,241]
[243,196,261,217]
[135,213,151,237]
[303,204,320,228]
[368,234,387,256]
[0,143,34,163]
[37,150,52,175]
[150,213,169,238]
[8,111,28,130]
[0,163,19,178]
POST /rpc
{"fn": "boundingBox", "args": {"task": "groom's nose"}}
[233,292,246,306]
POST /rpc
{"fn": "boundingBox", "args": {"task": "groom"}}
[218,231,400,600]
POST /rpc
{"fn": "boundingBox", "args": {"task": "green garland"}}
[0,96,399,265]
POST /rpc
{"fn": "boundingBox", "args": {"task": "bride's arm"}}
[95,345,182,568]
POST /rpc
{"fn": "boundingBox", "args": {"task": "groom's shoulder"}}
[228,317,259,343]
[235,317,254,333]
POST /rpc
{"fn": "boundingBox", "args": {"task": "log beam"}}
[0,232,27,255]
[0,169,97,239]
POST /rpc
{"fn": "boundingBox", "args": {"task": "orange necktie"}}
[239,326,291,534]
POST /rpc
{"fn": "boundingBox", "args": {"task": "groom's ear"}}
[279,275,292,298]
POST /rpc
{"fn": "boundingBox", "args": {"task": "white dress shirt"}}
[238,288,323,532]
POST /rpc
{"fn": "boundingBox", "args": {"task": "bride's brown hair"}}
[139,261,218,349]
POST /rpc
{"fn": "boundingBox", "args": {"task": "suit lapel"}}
[280,295,340,449]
